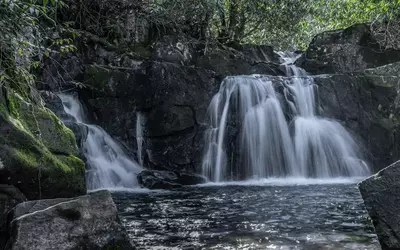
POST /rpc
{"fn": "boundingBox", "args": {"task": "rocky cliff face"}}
[37,11,400,177]
[39,29,283,175]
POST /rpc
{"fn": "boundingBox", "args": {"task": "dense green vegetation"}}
[149,0,400,49]
[0,0,76,93]
[1,0,400,91]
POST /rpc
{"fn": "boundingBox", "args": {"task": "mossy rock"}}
[0,86,85,199]
[7,90,78,155]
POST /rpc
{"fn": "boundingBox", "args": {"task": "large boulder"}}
[137,170,206,189]
[5,190,133,250]
[297,24,400,74]
[0,185,26,249]
[0,86,86,199]
[359,160,400,250]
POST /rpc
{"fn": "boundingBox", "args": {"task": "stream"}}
[113,181,379,250]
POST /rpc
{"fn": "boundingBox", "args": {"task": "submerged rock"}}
[5,190,133,250]
[359,160,400,250]
[137,170,206,189]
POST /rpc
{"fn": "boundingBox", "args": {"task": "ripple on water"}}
[112,183,379,250]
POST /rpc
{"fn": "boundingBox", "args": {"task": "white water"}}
[59,94,142,190]
[202,54,370,182]
[195,177,365,187]
[136,112,144,167]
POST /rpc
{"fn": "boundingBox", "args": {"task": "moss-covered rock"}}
[0,86,85,199]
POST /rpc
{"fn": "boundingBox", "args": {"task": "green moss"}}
[345,235,370,243]
[47,109,77,150]
[46,154,86,192]
[0,103,8,116]
[14,148,39,168]
[10,96,78,155]
[6,91,21,118]
[0,87,86,199]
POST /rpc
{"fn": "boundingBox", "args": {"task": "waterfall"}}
[202,54,370,182]
[136,112,144,167]
[59,94,142,190]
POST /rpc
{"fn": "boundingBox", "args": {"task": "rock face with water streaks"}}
[359,160,400,250]
[5,190,132,250]
[37,16,400,176]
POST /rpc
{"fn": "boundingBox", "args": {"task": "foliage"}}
[299,0,400,50]
[0,0,77,92]
[144,0,400,50]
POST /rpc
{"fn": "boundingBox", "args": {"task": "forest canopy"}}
[1,0,400,92]
[148,0,400,50]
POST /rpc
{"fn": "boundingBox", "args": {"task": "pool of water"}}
[112,183,379,249]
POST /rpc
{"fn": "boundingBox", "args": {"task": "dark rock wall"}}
[38,16,400,175]
[315,73,400,171]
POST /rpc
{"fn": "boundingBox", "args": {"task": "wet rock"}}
[137,170,182,189]
[81,61,218,172]
[40,91,73,122]
[152,36,196,65]
[137,170,206,189]
[297,24,400,74]
[315,72,400,171]
[5,190,132,250]
[196,45,284,78]
[178,172,207,186]
[234,44,282,64]
[0,87,85,200]
[0,185,26,249]
[255,71,400,172]
[40,55,84,91]
[359,160,400,250]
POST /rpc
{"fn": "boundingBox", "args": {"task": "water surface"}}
[113,183,379,250]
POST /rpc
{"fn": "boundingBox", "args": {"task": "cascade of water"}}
[136,112,144,167]
[202,53,370,182]
[59,94,142,190]
[202,76,295,181]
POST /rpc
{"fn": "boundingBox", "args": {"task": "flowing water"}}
[136,112,145,167]
[57,54,378,249]
[59,94,142,190]
[113,182,379,250]
[202,56,370,182]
